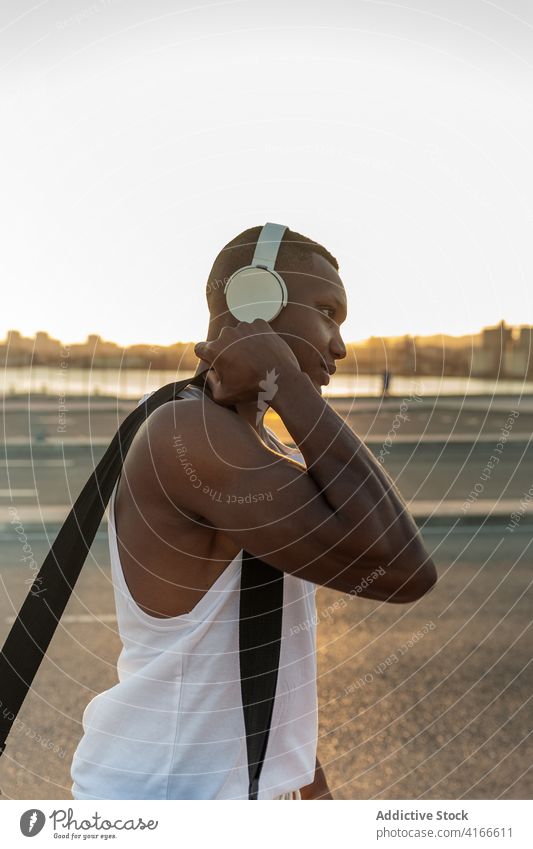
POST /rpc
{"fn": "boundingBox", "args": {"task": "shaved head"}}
[205,225,339,334]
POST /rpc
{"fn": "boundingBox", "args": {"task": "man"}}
[71,226,437,801]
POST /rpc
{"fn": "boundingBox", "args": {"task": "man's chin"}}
[309,376,323,394]
[301,367,324,394]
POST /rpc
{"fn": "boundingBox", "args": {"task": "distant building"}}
[5,329,34,353]
[504,325,532,379]
[0,330,35,365]
[33,331,61,363]
[471,320,514,378]
[68,334,122,366]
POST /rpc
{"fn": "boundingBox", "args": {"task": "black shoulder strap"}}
[240,553,284,800]
[0,372,284,800]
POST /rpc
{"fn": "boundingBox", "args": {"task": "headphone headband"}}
[223,222,289,323]
[251,223,287,270]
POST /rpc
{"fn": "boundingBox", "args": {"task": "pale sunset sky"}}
[1,0,532,346]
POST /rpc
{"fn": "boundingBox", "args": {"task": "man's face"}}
[269,252,348,392]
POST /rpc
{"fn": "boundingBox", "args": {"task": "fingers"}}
[194,341,212,362]
[204,369,217,395]
[195,320,270,355]
[205,368,235,407]
[239,318,272,334]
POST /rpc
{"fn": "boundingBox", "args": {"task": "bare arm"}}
[143,319,436,602]
[269,367,436,603]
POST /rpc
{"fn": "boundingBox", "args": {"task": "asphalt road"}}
[1,438,533,512]
[0,393,530,800]
[2,394,532,523]
[2,392,531,444]
[0,525,530,800]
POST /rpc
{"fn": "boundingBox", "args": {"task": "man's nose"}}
[330,330,347,361]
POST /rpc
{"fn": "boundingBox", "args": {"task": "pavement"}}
[0,392,531,800]
[0,525,530,801]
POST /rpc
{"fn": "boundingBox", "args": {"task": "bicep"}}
[147,399,348,585]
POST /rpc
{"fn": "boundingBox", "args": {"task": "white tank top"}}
[71,384,318,800]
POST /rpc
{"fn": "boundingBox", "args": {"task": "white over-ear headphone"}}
[223,222,288,322]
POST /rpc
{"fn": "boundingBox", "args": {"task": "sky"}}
[1,0,533,346]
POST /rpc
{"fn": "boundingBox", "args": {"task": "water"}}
[1,366,532,399]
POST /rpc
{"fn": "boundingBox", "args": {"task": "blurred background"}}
[0,0,531,800]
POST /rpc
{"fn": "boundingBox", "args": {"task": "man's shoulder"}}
[144,390,240,441]
[119,394,225,515]
[137,391,253,483]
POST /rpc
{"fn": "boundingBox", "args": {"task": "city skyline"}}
[1,299,531,351]
[2,320,531,381]
[0,318,530,351]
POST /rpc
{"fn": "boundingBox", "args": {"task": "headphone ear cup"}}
[224,267,287,323]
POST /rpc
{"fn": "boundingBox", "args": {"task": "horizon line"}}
[1,319,527,350]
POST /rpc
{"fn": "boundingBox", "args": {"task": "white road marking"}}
[0,532,108,541]
[32,416,77,424]
[0,506,109,524]
[0,460,75,467]
[0,489,38,497]
[4,613,117,625]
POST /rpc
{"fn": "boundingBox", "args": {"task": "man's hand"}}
[194,319,301,406]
